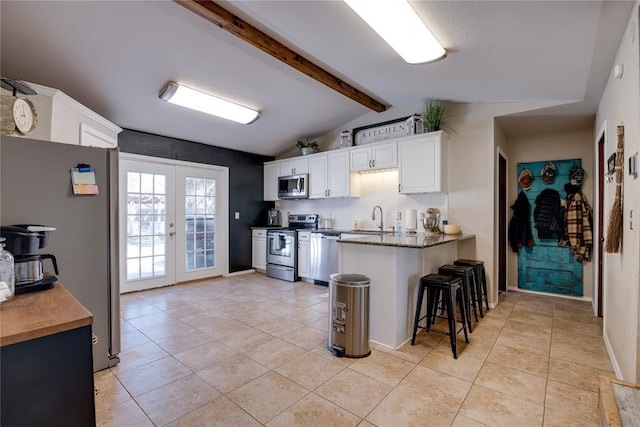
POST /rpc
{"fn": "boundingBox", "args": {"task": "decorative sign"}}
[352,115,422,145]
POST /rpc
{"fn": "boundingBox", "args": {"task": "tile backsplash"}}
[276,170,448,231]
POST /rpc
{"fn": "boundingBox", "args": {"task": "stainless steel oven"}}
[266,214,317,282]
[266,230,297,281]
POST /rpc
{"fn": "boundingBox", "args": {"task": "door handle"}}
[372,159,376,167]
[169,231,175,237]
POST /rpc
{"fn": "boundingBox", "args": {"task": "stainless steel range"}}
[266,214,318,282]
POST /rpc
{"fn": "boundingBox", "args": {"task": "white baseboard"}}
[507,286,592,302]
[603,330,623,379]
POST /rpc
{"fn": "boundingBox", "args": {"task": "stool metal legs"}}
[455,260,489,317]
[438,265,476,333]
[412,274,469,359]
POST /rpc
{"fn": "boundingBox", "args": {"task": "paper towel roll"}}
[405,209,417,231]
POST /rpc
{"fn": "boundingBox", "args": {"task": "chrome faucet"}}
[372,205,383,232]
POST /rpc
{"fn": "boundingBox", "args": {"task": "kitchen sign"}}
[352,115,422,145]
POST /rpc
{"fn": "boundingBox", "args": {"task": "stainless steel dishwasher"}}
[309,231,340,285]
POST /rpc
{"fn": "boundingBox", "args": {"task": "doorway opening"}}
[498,150,508,293]
[596,130,605,317]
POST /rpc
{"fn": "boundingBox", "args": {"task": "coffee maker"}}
[0,225,59,294]
[267,208,282,227]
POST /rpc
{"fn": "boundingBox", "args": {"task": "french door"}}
[119,154,229,293]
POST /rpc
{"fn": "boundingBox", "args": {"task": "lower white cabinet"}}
[398,131,448,193]
[297,231,310,278]
[251,229,267,271]
[308,150,358,198]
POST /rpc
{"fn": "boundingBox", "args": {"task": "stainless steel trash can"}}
[327,273,371,358]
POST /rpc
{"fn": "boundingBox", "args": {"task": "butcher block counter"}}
[0,284,96,427]
[1,283,93,346]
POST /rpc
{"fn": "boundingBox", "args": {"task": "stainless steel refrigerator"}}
[1,136,120,371]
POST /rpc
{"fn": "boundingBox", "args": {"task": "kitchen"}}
[1,0,639,425]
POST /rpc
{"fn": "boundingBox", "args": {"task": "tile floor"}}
[95,273,614,426]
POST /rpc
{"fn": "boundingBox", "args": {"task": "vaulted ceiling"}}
[0,1,634,156]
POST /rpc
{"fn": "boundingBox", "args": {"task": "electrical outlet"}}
[234,212,240,220]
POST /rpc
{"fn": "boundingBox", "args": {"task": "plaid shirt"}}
[559,192,593,261]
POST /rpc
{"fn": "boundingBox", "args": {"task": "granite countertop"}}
[0,284,93,347]
[337,232,475,248]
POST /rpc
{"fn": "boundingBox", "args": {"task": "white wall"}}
[595,2,640,382]
[505,128,595,299]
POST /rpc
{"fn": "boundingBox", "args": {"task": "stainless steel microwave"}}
[278,174,308,199]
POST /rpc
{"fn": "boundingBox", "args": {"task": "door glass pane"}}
[125,171,168,281]
[185,176,216,271]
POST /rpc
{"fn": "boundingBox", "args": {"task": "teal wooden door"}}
[517,159,583,296]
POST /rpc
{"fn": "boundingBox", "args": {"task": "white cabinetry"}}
[398,131,448,194]
[309,150,358,199]
[350,141,397,172]
[297,231,310,278]
[263,162,280,201]
[19,82,121,146]
[251,229,267,271]
[263,157,309,201]
[279,157,308,176]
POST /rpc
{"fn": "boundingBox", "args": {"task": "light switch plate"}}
[234,212,240,219]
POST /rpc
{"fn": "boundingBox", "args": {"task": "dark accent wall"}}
[118,129,274,273]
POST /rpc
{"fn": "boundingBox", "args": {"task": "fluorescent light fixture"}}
[159,82,261,125]
[345,0,446,64]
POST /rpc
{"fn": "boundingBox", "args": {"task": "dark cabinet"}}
[0,325,96,427]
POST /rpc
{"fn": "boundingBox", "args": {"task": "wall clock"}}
[0,96,37,135]
[12,97,37,134]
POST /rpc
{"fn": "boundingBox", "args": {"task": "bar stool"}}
[438,264,478,333]
[411,273,469,359]
[454,259,489,316]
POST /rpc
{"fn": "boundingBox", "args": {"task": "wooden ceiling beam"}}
[175,0,387,112]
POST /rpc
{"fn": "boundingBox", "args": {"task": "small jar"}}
[0,238,15,303]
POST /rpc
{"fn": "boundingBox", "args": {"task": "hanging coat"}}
[508,191,533,252]
[559,192,593,261]
[533,189,563,239]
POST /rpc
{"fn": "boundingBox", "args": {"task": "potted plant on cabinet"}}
[296,138,319,155]
[422,98,447,132]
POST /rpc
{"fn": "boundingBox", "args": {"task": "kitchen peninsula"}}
[338,232,475,349]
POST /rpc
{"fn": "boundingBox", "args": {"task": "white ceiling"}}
[0,1,633,156]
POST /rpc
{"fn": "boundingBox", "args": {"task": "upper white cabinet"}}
[263,162,280,201]
[12,82,121,146]
[350,141,397,172]
[398,131,448,194]
[279,157,308,176]
[263,156,309,201]
[309,150,358,199]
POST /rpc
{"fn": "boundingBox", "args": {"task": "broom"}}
[605,125,624,253]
